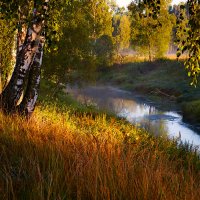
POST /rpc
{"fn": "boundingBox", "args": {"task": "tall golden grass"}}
[0,105,200,200]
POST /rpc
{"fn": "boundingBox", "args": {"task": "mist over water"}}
[67,85,200,147]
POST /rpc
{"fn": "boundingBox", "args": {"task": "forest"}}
[0,0,200,199]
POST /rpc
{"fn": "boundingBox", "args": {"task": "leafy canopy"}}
[176,1,200,86]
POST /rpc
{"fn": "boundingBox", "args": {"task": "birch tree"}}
[0,0,63,116]
[139,0,200,85]
[129,0,175,60]
[0,0,113,116]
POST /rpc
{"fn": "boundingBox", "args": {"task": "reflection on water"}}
[67,86,200,146]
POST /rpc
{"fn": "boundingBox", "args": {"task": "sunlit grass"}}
[0,98,200,199]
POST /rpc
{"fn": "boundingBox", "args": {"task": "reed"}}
[0,104,200,200]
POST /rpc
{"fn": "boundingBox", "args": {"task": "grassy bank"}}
[0,80,200,199]
[99,58,200,123]
[182,100,200,123]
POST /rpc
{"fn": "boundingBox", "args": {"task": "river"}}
[66,85,200,146]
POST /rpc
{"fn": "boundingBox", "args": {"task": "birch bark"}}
[0,0,49,114]
[0,26,41,113]
[19,38,44,117]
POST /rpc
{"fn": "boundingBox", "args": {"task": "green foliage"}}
[43,0,114,83]
[0,0,34,22]
[0,17,15,89]
[129,0,175,60]
[0,0,68,50]
[0,0,115,89]
[88,0,113,39]
[112,14,131,51]
[140,0,163,17]
[176,1,200,86]
[182,100,200,123]
[94,35,114,66]
[139,0,200,85]
[0,0,70,96]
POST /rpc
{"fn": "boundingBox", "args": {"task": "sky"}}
[116,0,187,8]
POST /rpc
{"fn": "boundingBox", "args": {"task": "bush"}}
[182,100,200,123]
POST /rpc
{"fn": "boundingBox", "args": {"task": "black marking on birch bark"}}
[0,0,50,114]
[19,41,44,117]
[0,26,40,113]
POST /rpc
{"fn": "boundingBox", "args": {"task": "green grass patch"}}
[99,58,200,123]
[182,100,200,123]
[100,59,200,99]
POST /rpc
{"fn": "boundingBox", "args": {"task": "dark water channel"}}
[66,85,200,146]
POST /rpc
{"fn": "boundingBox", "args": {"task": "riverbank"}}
[0,80,200,199]
[98,58,200,124]
[66,85,200,145]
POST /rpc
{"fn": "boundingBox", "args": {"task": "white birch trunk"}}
[0,26,41,112]
[0,0,49,114]
[19,38,44,117]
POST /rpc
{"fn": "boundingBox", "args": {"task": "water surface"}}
[67,86,200,146]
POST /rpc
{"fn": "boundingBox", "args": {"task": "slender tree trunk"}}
[0,0,49,115]
[148,42,152,62]
[0,26,41,113]
[19,38,44,117]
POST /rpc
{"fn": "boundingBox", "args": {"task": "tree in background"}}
[140,0,200,85]
[94,35,114,67]
[43,0,114,85]
[167,3,187,54]
[112,14,131,50]
[83,0,114,67]
[112,8,131,64]
[43,0,97,85]
[129,0,175,61]
[119,15,131,50]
